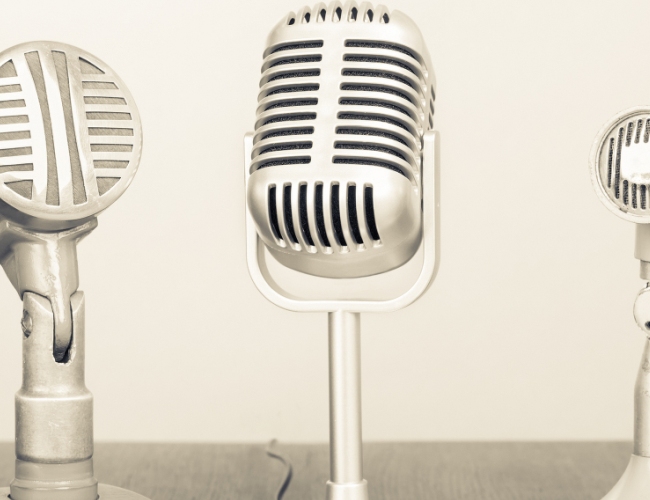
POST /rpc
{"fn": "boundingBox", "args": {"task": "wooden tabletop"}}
[0,442,633,499]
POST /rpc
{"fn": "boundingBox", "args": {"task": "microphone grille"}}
[0,41,142,224]
[591,107,650,222]
[251,3,435,182]
[247,4,434,278]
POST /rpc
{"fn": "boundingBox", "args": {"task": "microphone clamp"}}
[0,218,96,361]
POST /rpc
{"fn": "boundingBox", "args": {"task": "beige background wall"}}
[0,0,648,442]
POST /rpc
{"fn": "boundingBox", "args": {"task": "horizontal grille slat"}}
[258,158,311,169]
[341,84,413,103]
[342,70,415,89]
[263,113,316,125]
[90,144,133,152]
[0,115,28,124]
[0,85,21,94]
[260,142,312,154]
[0,147,32,157]
[268,70,321,82]
[0,131,29,141]
[266,85,320,96]
[88,127,133,136]
[338,113,409,131]
[261,127,314,140]
[343,55,417,76]
[335,143,406,160]
[270,56,322,67]
[265,99,318,110]
[0,163,33,174]
[333,158,407,177]
[0,99,25,109]
[339,98,411,117]
[271,41,324,54]
[82,81,118,89]
[345,41,417,61]
[336,127,408,146]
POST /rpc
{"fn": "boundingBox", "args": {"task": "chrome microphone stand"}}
[0,221,148,500]
[589,107,650,499]
[602,226,650,499]
[328,311,365,498]
[245,131,439,499]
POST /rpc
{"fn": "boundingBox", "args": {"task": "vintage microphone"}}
[245,3,438,499]
[591,106,650,499]
[0,41,148,499]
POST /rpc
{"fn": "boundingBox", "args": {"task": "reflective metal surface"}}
[0,41,147,500]
[245,5,438,500]
[327,311,367,499]
[0,218,95,359]
[591,108,650,499]
[247,1,435,278]
[0,41,142,229]
[591,106,650,223]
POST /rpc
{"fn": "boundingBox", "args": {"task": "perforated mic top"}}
[0,41,142,229]
[247,2,436,278]
[591,107,650,223]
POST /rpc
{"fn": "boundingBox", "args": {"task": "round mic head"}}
[247,3,435,279]
[0,41,142,230]
[590,106,650,223]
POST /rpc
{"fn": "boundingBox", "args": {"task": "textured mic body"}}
[247,2,435,278]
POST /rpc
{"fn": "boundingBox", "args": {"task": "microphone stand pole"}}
[601,337,650,499]
[602,226,650,499]
[327,311,367,500]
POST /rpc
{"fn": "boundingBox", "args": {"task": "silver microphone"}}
[247,1,435,279]
[590,107,650,500]
[245,3,438,499]
[0,40,142,360]
[0,41,148,500]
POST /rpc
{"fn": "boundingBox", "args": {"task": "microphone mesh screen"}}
[247,3,434,277]
[593,109,650,218]
[0,41,142,224]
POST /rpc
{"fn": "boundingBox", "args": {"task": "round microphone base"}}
[601,454,650,500]
[326,480,368,500]
[0,484,150,500]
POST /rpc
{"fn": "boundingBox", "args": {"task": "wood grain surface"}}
[0,442,634,500]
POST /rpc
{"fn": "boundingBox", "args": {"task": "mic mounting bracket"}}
[0,218,97,361]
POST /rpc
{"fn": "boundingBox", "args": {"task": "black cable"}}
[266,439,293,500]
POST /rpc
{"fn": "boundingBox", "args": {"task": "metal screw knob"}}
[20,310,32,338]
